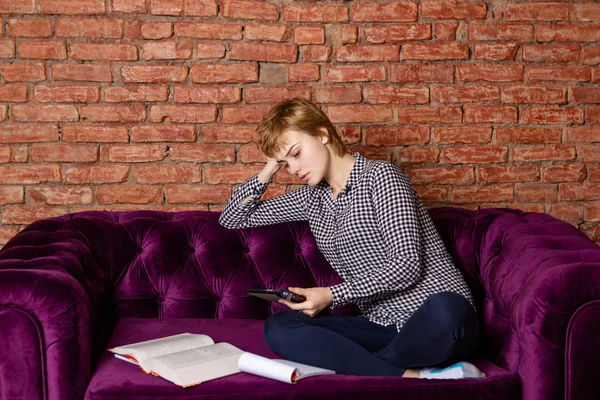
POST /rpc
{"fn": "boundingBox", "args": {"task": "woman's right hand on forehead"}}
[265,156,281,169]
[266,157,287,172]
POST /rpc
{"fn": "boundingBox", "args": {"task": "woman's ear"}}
[319,127,329,144]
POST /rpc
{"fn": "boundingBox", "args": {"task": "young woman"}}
[219,98,484,380]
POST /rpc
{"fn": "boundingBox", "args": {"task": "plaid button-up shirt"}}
[219,152,474,330]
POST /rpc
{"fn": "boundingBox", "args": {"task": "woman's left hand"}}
[278,287,333,317]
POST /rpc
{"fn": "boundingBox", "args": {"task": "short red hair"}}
[256,98,349,158]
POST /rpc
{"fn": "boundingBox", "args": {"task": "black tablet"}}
[247,289,306,303]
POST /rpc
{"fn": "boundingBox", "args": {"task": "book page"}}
[149,343,241,370]
[238,353,335,384]
[114,354,139,365]
[109,333,214,363]
[142,343,244,387]
[275,359,335,380]
[238,352,296,383]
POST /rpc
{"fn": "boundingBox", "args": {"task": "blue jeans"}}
[263,291,479,376]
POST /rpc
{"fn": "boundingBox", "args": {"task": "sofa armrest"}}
[565,300,600,400]
[479,212,600,400]
[0,267,92,400]
[0,220,109,400]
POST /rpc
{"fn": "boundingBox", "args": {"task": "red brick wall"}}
[0,0,599,246]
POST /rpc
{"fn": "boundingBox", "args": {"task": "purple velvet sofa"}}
[1,206,599,400]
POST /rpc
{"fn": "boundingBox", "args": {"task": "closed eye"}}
[280,150,300,169]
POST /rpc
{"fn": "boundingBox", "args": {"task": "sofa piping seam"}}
[0,304,47,400]
[564,299,600,400]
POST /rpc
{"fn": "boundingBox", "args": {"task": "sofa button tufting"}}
[188,247,195,254]
[295,246,302,253]
[136,247,143,254]
[243,247,250,254]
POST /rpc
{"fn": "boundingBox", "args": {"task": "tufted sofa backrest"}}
[1,207,525,324]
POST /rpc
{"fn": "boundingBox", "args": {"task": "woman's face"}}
[273,129,331,186]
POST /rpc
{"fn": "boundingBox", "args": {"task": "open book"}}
[108,333,335,388]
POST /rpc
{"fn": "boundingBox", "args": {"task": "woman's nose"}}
[288,163,299,176]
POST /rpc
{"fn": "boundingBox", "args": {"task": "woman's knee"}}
[425,292,479,354]
[263,310,311,351]
[420,292,478,342]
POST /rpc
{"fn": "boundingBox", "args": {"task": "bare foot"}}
[402,368,420,378]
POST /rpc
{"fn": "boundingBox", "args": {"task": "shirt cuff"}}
[328,283,351,308]
[239,174,270,204]
[249,174,270,194]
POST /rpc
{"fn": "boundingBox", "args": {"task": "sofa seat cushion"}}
[85,318,521,400]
